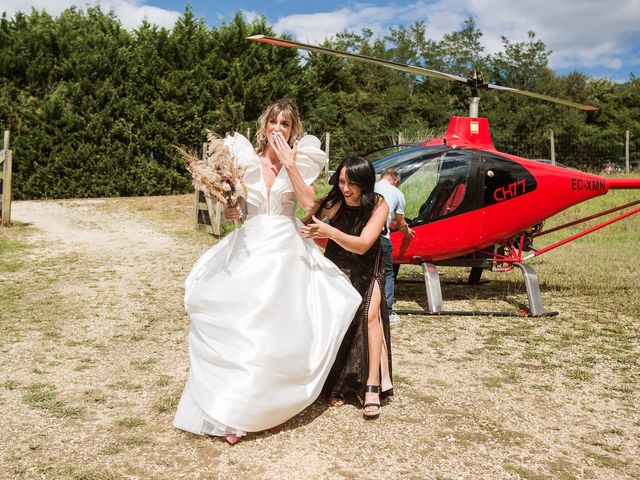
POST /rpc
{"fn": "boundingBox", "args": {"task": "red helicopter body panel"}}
[317,116,639,264]
[390,117,628,263]
[422,116,496,150]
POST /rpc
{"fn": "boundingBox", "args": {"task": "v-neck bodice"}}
[223,133,328,218]
[260,159,283,190]
[260,160,284,212]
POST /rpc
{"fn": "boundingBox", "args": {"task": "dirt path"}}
[0,197,638,479]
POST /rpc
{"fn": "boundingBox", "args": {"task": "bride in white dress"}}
[173,99,361,444]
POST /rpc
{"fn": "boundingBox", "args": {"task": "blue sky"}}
[2,1,639,82]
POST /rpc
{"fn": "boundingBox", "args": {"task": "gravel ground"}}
[0,196,638,480]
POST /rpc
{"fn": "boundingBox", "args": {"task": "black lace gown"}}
[322,201,394,399]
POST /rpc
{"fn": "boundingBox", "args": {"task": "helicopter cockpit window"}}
[372,146,452,222]
[373,148,473,225]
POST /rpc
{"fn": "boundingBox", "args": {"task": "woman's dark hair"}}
[321,156,379,234]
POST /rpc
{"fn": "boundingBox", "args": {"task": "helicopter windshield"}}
[373,147,473,224]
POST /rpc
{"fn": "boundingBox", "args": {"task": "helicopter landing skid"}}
[394,262,557,317]
[393,309,559,317]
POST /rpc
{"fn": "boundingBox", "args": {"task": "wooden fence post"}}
[1,130,12,226]
[193,139,223,236]
[194,142,207,228]
[204,194,221,236]
[625,130,630,174]
[549,129,556,166]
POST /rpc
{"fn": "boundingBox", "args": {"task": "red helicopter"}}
[248,35,640,316]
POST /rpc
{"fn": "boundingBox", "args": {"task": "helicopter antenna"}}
[248,35,597,113]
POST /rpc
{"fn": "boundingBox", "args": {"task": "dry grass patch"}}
[22,383,85,418]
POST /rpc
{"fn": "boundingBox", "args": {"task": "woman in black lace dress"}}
[301,156,393,418]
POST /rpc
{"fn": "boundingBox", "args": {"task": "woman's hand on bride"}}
[301,215,333,239]
[270,131,298,168]
[223,204,243,220]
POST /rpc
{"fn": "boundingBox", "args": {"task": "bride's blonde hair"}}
[255,99,303,155]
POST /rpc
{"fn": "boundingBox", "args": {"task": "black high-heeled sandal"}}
[362,385,381,419]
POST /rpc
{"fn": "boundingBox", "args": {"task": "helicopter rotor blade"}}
[487,84,597,111]
[248,34,598,112]
[247,34,468,84]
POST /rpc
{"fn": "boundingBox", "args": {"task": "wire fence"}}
[495,132,640,172]
[322,129,640,173]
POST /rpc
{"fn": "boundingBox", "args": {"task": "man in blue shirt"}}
[374,168,414,325]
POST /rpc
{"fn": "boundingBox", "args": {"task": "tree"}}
[0,7,634,198]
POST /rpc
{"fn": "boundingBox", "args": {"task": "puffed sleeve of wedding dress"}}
[295,135,327,185]
[223,132,257,167]
[223,132,260,198]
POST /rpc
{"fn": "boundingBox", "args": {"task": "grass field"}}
[0,180,638,479]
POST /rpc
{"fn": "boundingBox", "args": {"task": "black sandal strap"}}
[363,403,381,408]
[365,385,380,393]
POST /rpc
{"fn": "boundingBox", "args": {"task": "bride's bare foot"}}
[329,392,345,407]
[224,434,240,445]
[269,423,284,434]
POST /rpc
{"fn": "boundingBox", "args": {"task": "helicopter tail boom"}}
[606,178,640,189]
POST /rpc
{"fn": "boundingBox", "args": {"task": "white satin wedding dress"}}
[173,133,361,437]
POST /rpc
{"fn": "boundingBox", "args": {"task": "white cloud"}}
[0,0,181,30]
[273,6,397,44]
[240,9,261,24]
[271,0,640,76]
[108,1,180,29]
[461,0,640,71]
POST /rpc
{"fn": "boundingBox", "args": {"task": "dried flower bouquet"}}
[176,131,247,227]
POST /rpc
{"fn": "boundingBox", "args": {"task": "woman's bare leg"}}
[364,281,383,413]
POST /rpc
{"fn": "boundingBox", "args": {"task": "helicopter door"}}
[481,153,538,207]
[399,150,475,225]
